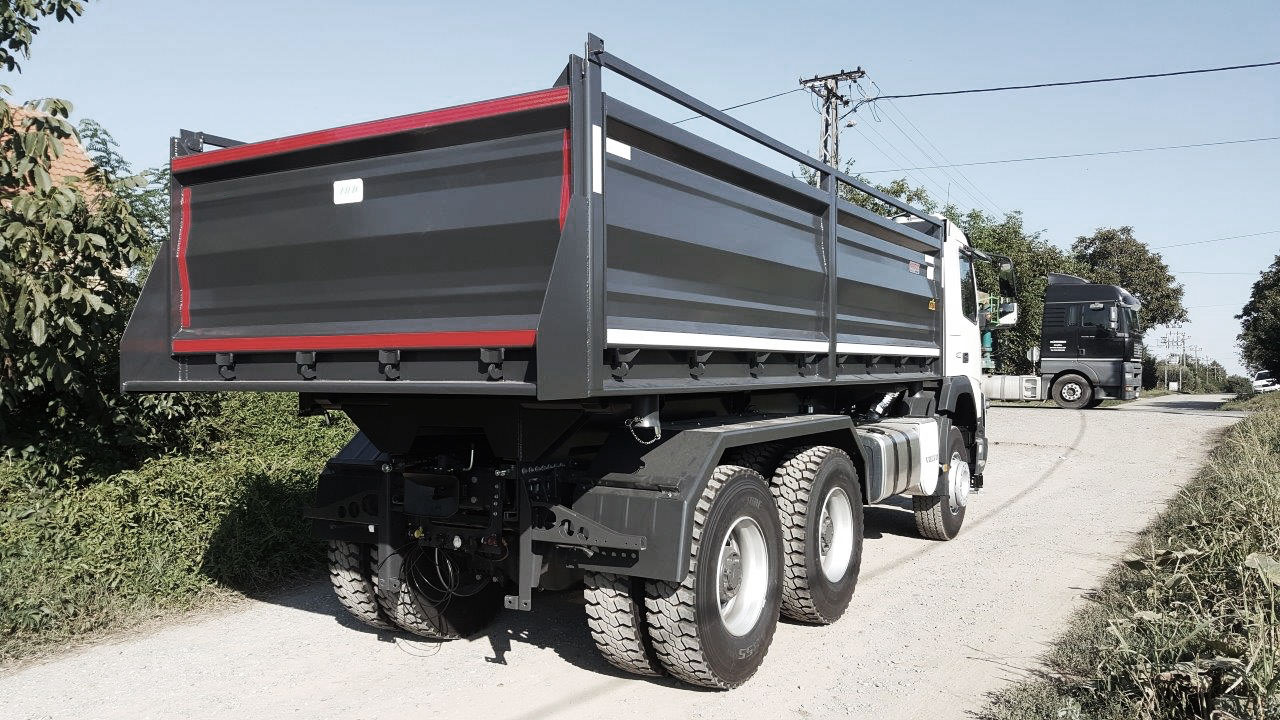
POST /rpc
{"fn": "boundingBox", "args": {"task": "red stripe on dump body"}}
[176,187,192,327]
[171,330,537,354]
[559,129,571,230]
[170,87,571,173]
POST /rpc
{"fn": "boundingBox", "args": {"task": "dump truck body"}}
[121,79,942,398]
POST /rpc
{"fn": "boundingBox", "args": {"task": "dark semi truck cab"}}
[984,273,1142,409]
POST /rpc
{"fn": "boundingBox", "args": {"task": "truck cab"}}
[1039,273,1142,408]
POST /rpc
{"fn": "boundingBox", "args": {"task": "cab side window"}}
[958,254,977,322]
[1080,303,1110,328]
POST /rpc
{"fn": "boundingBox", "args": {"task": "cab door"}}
[943,250,983,389]
[1077,302,1124,360]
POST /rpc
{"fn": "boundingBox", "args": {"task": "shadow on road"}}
[193,485,936,685]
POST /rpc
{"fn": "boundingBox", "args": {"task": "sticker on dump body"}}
[333,178,363,204]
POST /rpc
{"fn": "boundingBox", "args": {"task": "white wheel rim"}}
[715,516,769,637]
[817,487,855,583]
[1062,383,1082,401]
[948,451,971,512]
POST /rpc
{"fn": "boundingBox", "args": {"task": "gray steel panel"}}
[835,226,940,349]
[179,131,563,339]
[603,144,827,342]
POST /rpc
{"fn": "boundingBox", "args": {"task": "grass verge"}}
[0,394,354,663]
[1221,391,1280,413]
[981,406,1280,719]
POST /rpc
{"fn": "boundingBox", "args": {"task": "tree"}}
[1,3,214,481]
[1236,255,1280,376]
[1071,227,1186,327]
[77,118,170,272]
[963,210,1084,373]
[0,0,86,72]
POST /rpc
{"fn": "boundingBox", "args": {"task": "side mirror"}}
[995,301,1018,328]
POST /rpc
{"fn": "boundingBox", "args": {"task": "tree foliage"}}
[1071,227,1186,327]
[1236,255,1280,375]
[961,210,1084,373]
[0,93,212,480]
[0,0,86,73]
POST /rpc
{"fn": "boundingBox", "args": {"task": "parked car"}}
[1253,371,1279,393]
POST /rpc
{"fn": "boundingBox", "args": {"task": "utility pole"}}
[800,68,866,168]
[1159,327,1188,392]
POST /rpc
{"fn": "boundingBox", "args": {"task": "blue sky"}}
[10,0,1278,375]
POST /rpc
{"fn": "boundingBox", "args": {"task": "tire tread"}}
[326,540,396,631]
[584,572,664,676]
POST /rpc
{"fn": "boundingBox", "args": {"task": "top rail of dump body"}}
[120,33,947,401]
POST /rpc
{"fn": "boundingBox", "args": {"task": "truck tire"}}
[770,446,864,624]
[584,572,664,676]
[375,547,504,640]
[1051,374,1093,410]
[644,465,783,689]
[724,442,785,477]
[913,427,970,541]
[327,540,396,631]
[1085,397,1105,409]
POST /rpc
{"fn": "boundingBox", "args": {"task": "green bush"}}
[0,393,354,661]
[1224,375,1256,398]
[1,94,219,483]
[983,409,1280,719]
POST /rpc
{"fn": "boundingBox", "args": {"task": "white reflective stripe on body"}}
[836,342,941,357]
[605,329,940,357]
[592,124,604,194]
[605,137,631,159]
[605,329,826,353]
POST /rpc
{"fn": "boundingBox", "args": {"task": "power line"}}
[669,57,1280,127]
[883,99,1005,215]
[857,121,953,203]
[672,88,804,124]
[859,135,1280,173]
[872,100,1002,216]
[870,59,1280,101]
[847,125,936,197]
[1152,229,1280,250]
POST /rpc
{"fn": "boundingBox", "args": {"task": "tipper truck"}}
[983,273,1143,409]
[120,35,1019,688]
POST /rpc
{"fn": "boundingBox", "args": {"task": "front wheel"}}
[1051,374,1093,410]
[913,426,970,541]
[644,465,783,689]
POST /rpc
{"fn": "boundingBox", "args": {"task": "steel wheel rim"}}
[1062,382,1083,401]
[715,515,769,637]
[948,450,971,513]
[817,486,855,583]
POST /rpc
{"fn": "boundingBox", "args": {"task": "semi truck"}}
[983,273,1143,409]
[120,35,1018,689]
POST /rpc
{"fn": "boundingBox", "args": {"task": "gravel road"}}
[4,394,1242,719]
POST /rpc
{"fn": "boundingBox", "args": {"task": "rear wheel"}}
[913,427,970,541]
[584,572,664,676]
[375,546,505,640]
[724,442,785,477]
[327,540,396,631]
[770,446,864,624]
[1051,374,1093,410]
[644,465,783,689]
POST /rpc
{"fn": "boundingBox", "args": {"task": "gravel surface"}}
[4,394,1241,719]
